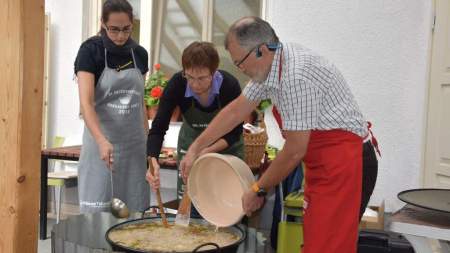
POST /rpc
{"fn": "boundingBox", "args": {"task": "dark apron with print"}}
[176,99,244,200]
[78,49,149,213]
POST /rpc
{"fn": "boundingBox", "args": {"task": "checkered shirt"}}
[243,43,368,137]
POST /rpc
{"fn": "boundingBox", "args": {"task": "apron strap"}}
[365,121,381,157]
[104,48,108,66]
[131,48,137,69]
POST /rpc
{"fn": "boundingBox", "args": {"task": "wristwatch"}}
[251,182,267,197]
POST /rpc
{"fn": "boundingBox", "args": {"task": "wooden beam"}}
[139,0,153,68]
[212,9,229,35]
[154,0,167,66]
[161,31,183,67]
[42,14,51,149]
[176,0,202,35]
[202,0,213,41]
[0,0,44,252]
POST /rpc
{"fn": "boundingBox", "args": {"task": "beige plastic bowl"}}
[187,153,255,227]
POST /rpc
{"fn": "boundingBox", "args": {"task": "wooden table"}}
[40,146,80,240]
[39,145,176,240]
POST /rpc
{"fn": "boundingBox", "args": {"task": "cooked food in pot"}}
[108,221,240,252]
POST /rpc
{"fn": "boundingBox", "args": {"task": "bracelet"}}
[251,182,260,193]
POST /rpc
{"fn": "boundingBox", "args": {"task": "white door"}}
[424,0,450,188]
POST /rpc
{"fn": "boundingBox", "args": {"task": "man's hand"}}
[180,150,199,183]
[198,147,210,157]
[98,138,114,169]
[242,189,264,216]
[146,157,160,192]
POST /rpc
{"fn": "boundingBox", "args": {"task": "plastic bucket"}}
[187,153,255,227]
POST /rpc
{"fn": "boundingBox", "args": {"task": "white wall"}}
[45,0,84,147]
[45,0,85,205]
[268,0,433,212]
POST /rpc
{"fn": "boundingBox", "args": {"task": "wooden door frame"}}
[423,0,449,187]
[42,14,51,149]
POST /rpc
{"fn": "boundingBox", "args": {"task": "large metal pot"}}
[105,213,246,253]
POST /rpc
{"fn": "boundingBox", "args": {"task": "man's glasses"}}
[105,25,132,36]
[234,45,259,68]
[182,72,212,84]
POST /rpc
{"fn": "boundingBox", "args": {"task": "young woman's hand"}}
[98,138,114,169]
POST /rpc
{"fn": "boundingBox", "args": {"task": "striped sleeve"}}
[242,80,268,102]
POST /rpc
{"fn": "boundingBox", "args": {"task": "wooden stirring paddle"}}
[149,158,169,227]
[175,185,191,226]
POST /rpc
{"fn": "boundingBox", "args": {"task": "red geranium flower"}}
[150,86,163,98]
[154,63,161,71]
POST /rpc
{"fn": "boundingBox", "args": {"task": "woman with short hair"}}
[146,42,244,215]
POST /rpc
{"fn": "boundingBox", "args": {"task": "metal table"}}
[389,205,450,253]
[51,212,273,253]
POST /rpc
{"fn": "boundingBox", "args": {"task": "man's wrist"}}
[189,142,202,156]
[251,182,267,197]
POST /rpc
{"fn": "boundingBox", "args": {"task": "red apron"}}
[302,130,362,253]
[273,49,363,252]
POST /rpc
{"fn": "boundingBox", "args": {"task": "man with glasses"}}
[181,16,379,253]
[146,42,244,218]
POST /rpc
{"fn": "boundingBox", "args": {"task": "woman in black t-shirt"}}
[146,42,244,213]
[74,0,149,214]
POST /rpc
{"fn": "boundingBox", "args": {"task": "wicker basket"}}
[243,122,268,169]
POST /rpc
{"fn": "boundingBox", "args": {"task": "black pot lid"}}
[397,188,450,213]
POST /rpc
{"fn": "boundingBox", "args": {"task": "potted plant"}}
[144,63,181,121]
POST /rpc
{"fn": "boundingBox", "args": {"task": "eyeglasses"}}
[234,45,259,68]
[105,25,132,36]
[182,72,212,84]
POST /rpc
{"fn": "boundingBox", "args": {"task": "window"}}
[129,0,142,41]
[151,0,204,75]
[212,0,262,85]
[153,0,263,85]
[84,0,265,85]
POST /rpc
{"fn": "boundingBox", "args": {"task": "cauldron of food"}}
[105,210,246,253]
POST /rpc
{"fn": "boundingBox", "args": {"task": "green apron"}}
[176,98,244,199]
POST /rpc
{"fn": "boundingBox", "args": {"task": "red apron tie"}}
[365,121,381,157]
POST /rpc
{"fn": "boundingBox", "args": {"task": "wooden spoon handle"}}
[178,187,191,214]
[149,159,169,227]
[155,189,169,227]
